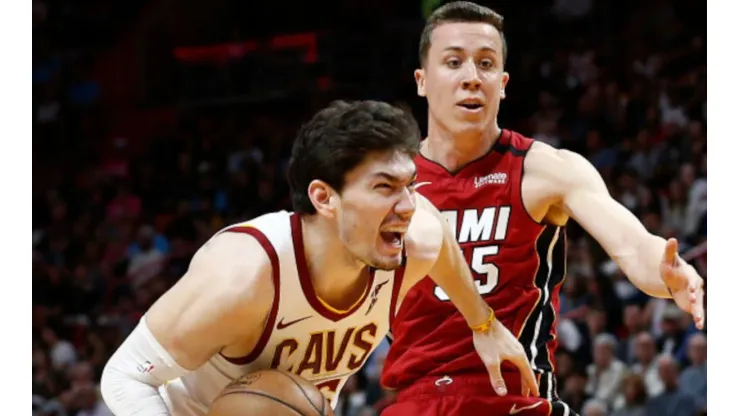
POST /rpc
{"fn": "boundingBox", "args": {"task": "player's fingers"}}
[520,376,530,397]
[487,361,508,396]
[693,308,704,330]
[693,287,705,329]
[688,277,703,304]
[522,365,540,397]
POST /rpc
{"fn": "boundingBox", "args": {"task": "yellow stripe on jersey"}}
[316,280,372,314]
[230,221,253,228]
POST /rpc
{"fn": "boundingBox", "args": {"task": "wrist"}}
[469,306,496,334]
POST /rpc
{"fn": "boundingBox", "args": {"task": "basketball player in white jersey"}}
[100,100,538,415]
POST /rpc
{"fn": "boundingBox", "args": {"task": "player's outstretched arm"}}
[405,195,540,397]
[525,143,705,329]
[100,231,275,415]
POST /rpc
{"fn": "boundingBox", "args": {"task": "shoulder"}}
[505,129,537,152]
[524,141,576,172]
[186,229,276,302]
[523,141,604,193]
[144,227,277,348]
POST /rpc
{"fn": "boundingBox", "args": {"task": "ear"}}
[307,179,337,218]
[500,71,510,100]
[414,68,426,97]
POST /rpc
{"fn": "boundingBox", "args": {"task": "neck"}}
[301,216,368,306]
[422,117,502,173]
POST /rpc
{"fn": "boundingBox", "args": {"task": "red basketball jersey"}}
[382,130,567,393]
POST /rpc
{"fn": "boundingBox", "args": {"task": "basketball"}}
[206,370,335,416]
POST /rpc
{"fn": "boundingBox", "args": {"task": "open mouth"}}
[380,231,403,246]
[379,225,406,250]
[457,99,485,111]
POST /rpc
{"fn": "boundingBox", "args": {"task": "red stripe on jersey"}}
[290,213,376,322]
[218,226,281,365]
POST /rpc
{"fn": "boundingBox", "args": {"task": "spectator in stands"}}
[656,304,692,365]
[581,398,608,416]
[586,333,627,409]
[560,367,589,413]
[679,333,707,412]
[125,225,168,289]
[612,373,648,416]
[41,326,77,372]
[616,304,646,364]
[645,355,698,416]
[631,331,664,398]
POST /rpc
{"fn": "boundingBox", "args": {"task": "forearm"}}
[414,194,491,327]
[612,232,672,298]
[429,238,491,327]
[100,367,170,415]
[101,318,189,415]
[564,185,673,299]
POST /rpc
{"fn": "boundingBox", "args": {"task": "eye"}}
[375,183,393,190]
[479,59,494,69]
[446,58,461,68]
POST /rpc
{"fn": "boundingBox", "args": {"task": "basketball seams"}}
[219,390,306,416]
[276,370,325,416]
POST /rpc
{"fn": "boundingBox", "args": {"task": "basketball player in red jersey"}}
[381,3,706,416]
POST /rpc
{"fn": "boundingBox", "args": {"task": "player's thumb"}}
[487,363,508,396]
[663,238,679,264]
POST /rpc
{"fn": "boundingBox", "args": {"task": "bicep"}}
[145,232,273,370]
[559,150,650,258]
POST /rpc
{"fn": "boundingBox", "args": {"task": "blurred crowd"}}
[32,1,706,416]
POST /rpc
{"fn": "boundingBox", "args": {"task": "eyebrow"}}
[373,170,418,183]
[443,46,498,54]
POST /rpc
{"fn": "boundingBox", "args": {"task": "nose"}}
[460,61,481,91]
[394,187,416,219]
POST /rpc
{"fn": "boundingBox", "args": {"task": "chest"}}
[254,267,396,387]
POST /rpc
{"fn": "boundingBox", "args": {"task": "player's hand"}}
[472,319,539,397]
[661,238,706,330]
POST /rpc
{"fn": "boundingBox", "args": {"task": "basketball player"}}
[380,3,706,416]
[99,100,538,415]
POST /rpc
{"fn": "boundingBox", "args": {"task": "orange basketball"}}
[207,370,335,416]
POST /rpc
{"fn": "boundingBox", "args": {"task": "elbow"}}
[100,359,121,409]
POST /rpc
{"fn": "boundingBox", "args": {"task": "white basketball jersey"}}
[159,211,405,415]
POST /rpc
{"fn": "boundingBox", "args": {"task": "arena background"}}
[31,0,707,415]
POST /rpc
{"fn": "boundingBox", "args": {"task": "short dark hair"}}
[287,100,421,215]
[419,1,507,68]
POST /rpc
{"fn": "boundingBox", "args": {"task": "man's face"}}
[688,335,707,365]
[635,333,655,363]
[623,305,641,332]
[416,22,509,136]
[593,343,613,368]
[335,151,417,270]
